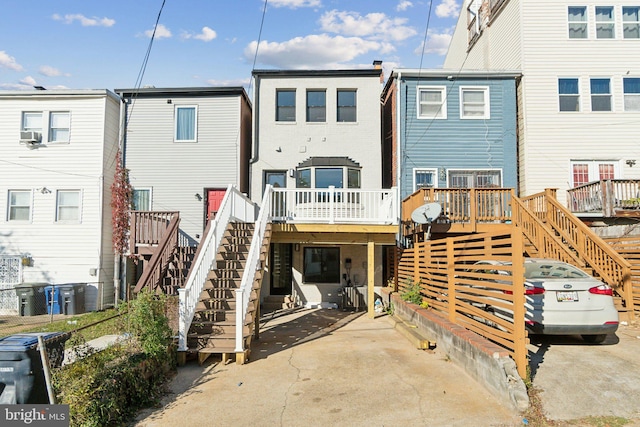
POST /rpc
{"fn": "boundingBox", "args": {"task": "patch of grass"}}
[566,416,630,427]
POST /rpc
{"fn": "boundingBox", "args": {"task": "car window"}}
[524,262,588,279]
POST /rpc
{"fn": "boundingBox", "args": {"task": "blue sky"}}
[0,0,462,91]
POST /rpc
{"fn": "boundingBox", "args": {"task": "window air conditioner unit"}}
[20,131,41,144]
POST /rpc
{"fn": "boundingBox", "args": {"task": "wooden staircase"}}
[186,222,271,365]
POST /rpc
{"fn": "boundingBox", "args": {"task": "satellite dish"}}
[411,202,442,224]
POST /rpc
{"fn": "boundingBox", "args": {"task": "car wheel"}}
[581,334,607,344]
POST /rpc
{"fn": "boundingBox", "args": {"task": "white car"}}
[474,258,619,344]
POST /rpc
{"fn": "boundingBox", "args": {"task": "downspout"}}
[249,76,260,199]
[396,72,403,242]
[113,95,127,307]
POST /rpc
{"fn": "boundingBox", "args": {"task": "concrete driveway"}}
[134,308,521,427]
[529,319,640,422]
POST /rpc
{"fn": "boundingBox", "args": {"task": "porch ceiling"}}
[271,223,397,245]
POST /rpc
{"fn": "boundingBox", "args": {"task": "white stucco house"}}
[250,63,399,310]
[0,89,121,312]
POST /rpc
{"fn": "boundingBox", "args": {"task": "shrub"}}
[400,278,424,305]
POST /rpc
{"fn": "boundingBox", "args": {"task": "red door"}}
[206,189,226,223]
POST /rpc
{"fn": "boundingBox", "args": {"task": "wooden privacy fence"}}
[605,236,640,312]
[396,230,528,379]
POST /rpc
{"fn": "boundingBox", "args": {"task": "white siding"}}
[0,91,120,311]
[250,74,383,201]
[445,0,640,204]
[124,95,244,241]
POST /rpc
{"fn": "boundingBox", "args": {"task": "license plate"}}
[556,291,579,302]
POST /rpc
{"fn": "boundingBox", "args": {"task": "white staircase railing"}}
[235,185,273,353]
[178,185,257,352]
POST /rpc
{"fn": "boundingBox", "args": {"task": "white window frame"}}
[623,77,640,111]
[132,188,153,211]
[459,86,490,119]
[558,77,581,112]
[56,190,82,222]
[7,190,32,221]
[417,86,447,120]
[174,105,198,142]
[590,77,612,112]
[49,111,70,143]
[447,169,503,188]
[22,112,43,132]
[413,168,438,191]
[595,6,615,39]
[623,6,640,39]
[568,6,588,39]
[570,160,620,187]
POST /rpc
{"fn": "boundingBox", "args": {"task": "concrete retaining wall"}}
[385,290,529,412]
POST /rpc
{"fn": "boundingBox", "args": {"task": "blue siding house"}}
[382,70,520,200]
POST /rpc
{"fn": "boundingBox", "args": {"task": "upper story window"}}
[22,112,43,132]
[175,105,197,142]
[7,190,31,221]
[337,90,357,122]
[595,6,615,38]
[460,87,490,119]
[49,112,70,143]
[295,157,361,189]
[306,90,326,122]
[590,78,612,111]
[56,190,81,222]
[623,7,640,38]
[559,78,580,112]
[417,86,447,119]
[276,90,296,122]
[568,6,588,39]
[624,77,640,111]
[414,169,437,191]
[133,188,152,211]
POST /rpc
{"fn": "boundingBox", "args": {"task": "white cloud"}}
[183,26,217,41]
[245,34,386,69]
[20,76,37,86]
[145,24,172,39]
[397,1,413,11]
[435,0,460,19]
[0,51,23,71]
[270,0,321,8]
[52,13,115,27]
[39,65,70,77]
[319,10,417,41]
[414,30,453,56]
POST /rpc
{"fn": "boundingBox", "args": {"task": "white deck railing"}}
[235,185,273,353]
[177,185,257,352]
[270,186,398,225]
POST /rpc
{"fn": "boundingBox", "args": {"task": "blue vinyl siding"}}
[398,77,518,199]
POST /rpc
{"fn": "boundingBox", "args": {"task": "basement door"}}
[205,188,226,224]
[270,243,293,295]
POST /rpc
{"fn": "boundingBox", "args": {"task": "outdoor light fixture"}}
[194,193,202,201]
[626,159,636,167]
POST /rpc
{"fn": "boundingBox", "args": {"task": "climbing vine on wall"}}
[111,150,133,255]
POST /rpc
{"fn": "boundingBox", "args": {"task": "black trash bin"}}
[59,283,86,315]
[0,332,69,404]
[14,283,48,316]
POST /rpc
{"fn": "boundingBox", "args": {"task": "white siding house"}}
[251,65,396,310]
[444,0,640,204]
[116,87,253,243]
[0,89,121,312]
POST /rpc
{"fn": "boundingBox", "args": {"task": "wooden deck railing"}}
[396,230,528,379]
[402,187,514,227]
[129,211,179,254]
[567,179,640,217]
[133,213,180,293]
[522,189,634,308]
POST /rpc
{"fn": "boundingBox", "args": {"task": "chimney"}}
[373,60,383,83]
